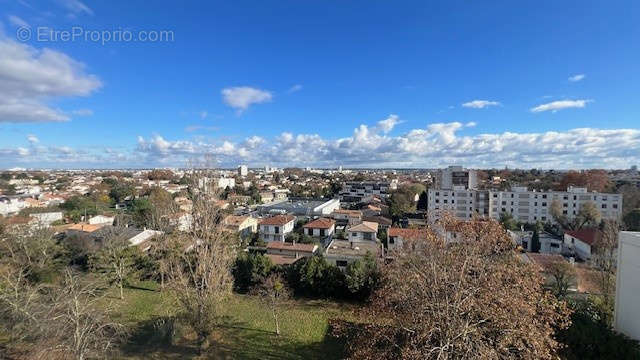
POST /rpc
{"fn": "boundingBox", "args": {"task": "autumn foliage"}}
[332,218,570,360]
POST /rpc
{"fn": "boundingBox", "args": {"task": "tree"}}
[559,170,611,192]
[548,261,576,298]
[254,273,290,336]
[89,235,138,300]
[531,229,541,252]
[344,253,379,299]
[575,201,601,229]
[623,208,640,231]
[288,256,344,298]
[416,191,428,211]
[389,188,415,218]
[109,183,134,203]
[333,217,570,359]
[165,174,236,352]
[591,220,619,325]
[499,212,519,231]
[41,269,125,360]
[232,253,273,292]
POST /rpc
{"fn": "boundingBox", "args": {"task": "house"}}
[325,238,380,270]
[508,230,564,254]
[259,215,296,242]
[387,227,429,251]
[564,229,600,261]
[88,215,115,225]
[228,194,251,206]
[362,216,392,231]
[65,224,162,252]
[265,241,318,265]
[302,217,335,238]
[615,231,640,341]
[331,209,362,225]
[223,215,258,238]
[346,221,378,242]
[259,191,274,203]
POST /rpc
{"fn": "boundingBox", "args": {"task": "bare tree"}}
[89,229,139,300]
[591,219,619,324]
[40,269,125,360]
[253,273,290,336]
[164,167,236,352]
[333,217,570,360]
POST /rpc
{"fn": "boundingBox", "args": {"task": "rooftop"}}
[325,239,380,257]
[259,214,296,226]
[267,241,317,253]
[388,227,429,240]
[347,221,378,233]
[565,229,600,246]
[303,217,335,229]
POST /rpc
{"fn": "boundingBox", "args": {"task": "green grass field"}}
[106,281,353,359]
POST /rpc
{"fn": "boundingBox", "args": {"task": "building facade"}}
[428,186,622,224]
[339,180,398,202]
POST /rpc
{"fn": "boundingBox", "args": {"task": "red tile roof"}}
[265,254,302,266]
[347,221,378,233]
[259,215,295,226]
[303,217,335,229]
[565,229,600,246]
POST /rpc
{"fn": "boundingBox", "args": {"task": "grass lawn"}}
[106,281,353,359]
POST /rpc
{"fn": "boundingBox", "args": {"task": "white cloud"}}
[568,74,586,82]
[374,114,401,134]
[27,134,39,144]
[57,0,94,15]
[465,122,477,128]
[287,84,303,93]
[0,36,101,123]
[530,99,592,113]
[221,86,272,112]
[8,15,29,28]
[461,100,501,109]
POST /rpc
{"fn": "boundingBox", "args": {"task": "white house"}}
[258,215,295,242]
[31,211,63,227]
[346,221,378,242]
[302,218,335,238]
[564,229,599,261]
[387,227,429,251]
[223,215,258,238]
[615,231,640,341]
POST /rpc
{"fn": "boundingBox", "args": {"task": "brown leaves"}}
[336,218,571,360]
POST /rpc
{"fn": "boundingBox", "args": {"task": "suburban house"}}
[259,215,296,242]
[508,230,564,254]
[331,209,363,225]
[362,215,392,231]
[302,217,335,238]
[223,215,258,238]
[564,228,600,261]
[387,227,429,251]
[259,191,274,203]
[346,221,379,242]
[325,238,380,270]
[65,224,162,252]
[30,211,63,227]
[265,241,318,265]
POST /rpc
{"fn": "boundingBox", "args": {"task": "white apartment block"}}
[339,180,398,202]
[238,165,248,177]
[428,186,622,224]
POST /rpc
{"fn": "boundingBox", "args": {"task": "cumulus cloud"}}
[287,84,303,93]
[221,86,272,112]
[568,74,586,82]
[128,118,640,169]
[0,37,102,123]
[462,100,501,109]
[530,99,592,113]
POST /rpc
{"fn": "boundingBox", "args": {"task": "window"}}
[336,260,348,267]
[542,194,547,199]
[444,200,448,204]
[351,232,357,237]
[320,229,325,236]
[613,204,618,209]
[275,226,280,234]
[602,204,607,209]
[389,237,395,244]
[435,199,440,203]
[502,201,507,205]
[542,202,547,206]
[550,243,559,248]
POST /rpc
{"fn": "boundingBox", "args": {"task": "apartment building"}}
[427,167,622,224]
[339,179,398,202]
[258,215,295,242]
[428,186,622,224]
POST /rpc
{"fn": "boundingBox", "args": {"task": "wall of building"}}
[615,232,640,341]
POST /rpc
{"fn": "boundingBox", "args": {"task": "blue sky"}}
[0,0,639,169]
